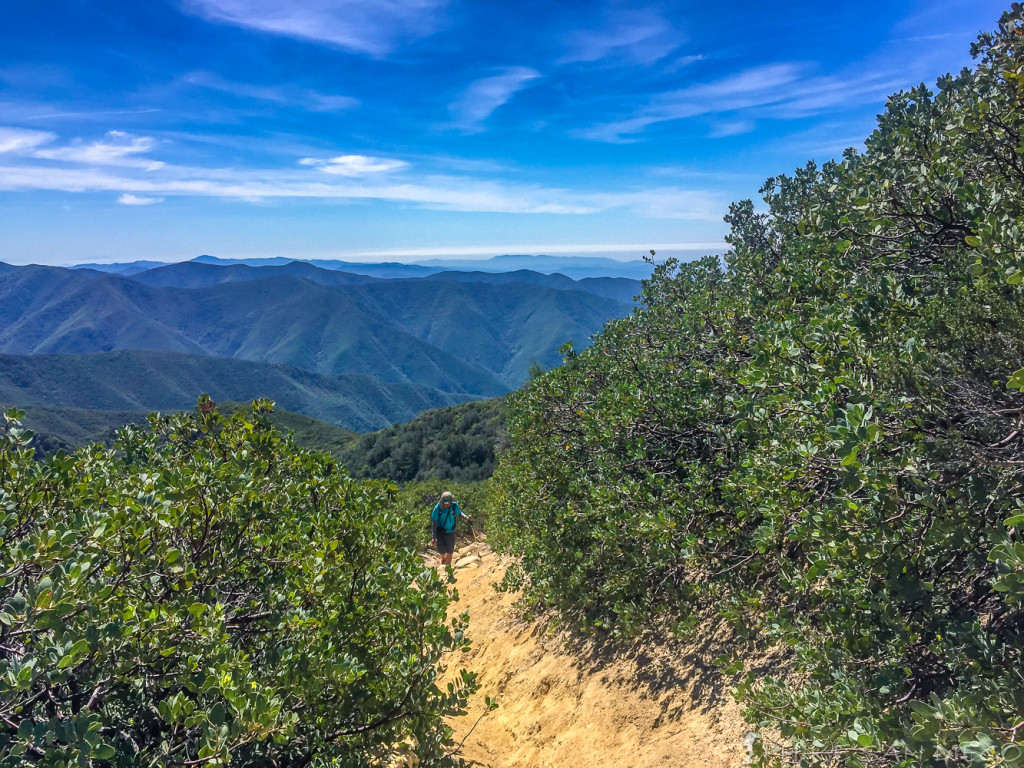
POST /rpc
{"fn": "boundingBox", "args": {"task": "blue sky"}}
[0,0,1009,265]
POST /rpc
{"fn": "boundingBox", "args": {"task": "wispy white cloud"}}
[184,71,358,112]
[0,162,588,213]
[707,119,755,138]
[581,63,902,142]
[560,7,683,66]
[0,126,55,154]
[180,0,447,57]
[300,154,407,175]
[662,53,704,73]
[0,102,162,123]
[0,138,725,220]
[449,67,541,132]
[118,193,164,205]
[586,187,725,220]
[33,130,165,170]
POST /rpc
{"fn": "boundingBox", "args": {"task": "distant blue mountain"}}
[68,254,659,280]
[71,260,169,275]
[413,270,641,303]
[130,260,381,288]
[415,254,657,279]
[192,255,437,278]
[67,249,699,281]
[117,261,641,303]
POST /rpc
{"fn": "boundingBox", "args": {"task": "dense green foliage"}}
[339,400,506,484]
[0,398,475,767]
[491,9,1024,766]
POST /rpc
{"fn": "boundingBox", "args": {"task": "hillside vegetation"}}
[0,351,476,432]
[339,399,506,483]
[491,10,1024,766]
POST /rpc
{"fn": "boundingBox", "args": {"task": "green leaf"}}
[93,744,116,760]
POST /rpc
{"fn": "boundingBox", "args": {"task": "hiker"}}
[431,490,472,566]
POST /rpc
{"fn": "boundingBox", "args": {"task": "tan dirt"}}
[430,540,752,768]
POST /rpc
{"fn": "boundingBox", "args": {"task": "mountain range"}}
[71,253,659,280]
[0,258,640,432]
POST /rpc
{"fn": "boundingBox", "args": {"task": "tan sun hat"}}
[440,491,454,504]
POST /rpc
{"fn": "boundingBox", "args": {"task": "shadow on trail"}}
[520,608,780,724]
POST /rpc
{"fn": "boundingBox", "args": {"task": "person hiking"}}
[431,490,472,566]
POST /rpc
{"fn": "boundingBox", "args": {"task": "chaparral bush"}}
[0,397,475,767]
[491,7,1024,766]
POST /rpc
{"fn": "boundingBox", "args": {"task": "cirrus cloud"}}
[118,193,164,205]
[0,126,727,220]
[34,130,165,170]
[300,154,408,176]
[0,126,56,154]
[560,7,683,66]
[580,62,905,142]
[179,0,447,57]
[448,67,541,133]
[184,71,359,112]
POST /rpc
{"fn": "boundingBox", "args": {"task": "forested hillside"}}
[0,351,475,431]
[127,259,642,304]
[491,10,1024,766]
[11,392,503,482]
[127,260,383,288]
[0,263,630,392]
[339,398,506,483]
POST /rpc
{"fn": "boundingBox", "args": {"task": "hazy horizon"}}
[0,244,724,268]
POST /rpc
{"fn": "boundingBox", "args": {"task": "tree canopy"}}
[339,399,506,484]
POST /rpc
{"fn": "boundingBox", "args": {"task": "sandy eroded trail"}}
[430,541,751,768]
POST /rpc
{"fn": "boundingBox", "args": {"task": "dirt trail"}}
[430,540,751,768]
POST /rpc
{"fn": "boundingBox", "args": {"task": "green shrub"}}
[491,7,1024,766]
[0,397,475,767]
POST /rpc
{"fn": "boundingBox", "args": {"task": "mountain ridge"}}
[0,263,629,391]
[61,253,662,280]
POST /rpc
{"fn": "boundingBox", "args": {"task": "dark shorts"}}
[436,530,456,555]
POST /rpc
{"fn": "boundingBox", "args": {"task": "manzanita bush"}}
[491,6,1024,766]
[0,397,475,767]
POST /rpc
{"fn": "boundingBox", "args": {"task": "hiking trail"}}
[428,540,751,768]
